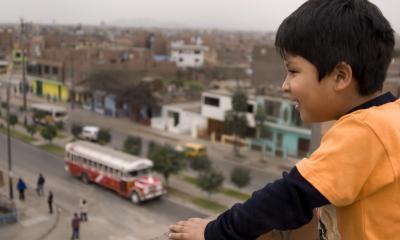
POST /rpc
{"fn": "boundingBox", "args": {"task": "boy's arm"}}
[204,166,329,240]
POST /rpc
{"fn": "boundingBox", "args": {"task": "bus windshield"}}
[126,168,152,178]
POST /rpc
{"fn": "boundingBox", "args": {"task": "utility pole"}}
[6,66,14,200]
[20,18,28,125]
[70,50,75,110]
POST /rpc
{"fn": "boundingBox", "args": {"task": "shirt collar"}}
[347,92,398,114]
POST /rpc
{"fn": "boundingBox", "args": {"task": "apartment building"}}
[170,41,208,68]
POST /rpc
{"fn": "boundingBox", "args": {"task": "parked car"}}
[175,143,207,158]
[79,126,99,142]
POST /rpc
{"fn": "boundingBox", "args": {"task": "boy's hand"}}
[168,218,210,240]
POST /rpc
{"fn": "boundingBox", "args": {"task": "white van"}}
[31,103,68,125]
[79,126,100,142]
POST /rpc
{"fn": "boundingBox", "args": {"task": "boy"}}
[169,0,398,239]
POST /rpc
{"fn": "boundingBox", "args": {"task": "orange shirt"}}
[297,99,400,239]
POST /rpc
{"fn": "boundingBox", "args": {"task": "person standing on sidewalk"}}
[71,213,80,240]
[36,173,45,196]
[47,190,53,214]
[79,198,88,222]
[17,178,27,201]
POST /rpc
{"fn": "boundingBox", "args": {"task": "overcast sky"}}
[1,0,399,32]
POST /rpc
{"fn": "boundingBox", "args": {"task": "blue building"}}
[248,95,311,159]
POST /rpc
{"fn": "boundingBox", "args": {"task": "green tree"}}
[8,114,18,128]
[197,169,224,198]
[230,167,251,189]
[25,124,37,137]
[123,136,142,156]
[255,102,267,161]
[189,156,211,172]
[40,125,57,143]
[255,102,266,139]
[147,140,160,158]
[71,124,82,139]
[224,90,249,156]
[97,129,111,145]
[148,144,185,186]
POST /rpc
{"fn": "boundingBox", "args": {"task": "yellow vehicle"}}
[183,143,207,158]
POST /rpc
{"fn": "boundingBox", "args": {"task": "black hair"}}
[275,0,395,95]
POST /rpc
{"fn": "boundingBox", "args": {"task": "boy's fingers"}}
[168,232,189,240]
[169,224,186,233]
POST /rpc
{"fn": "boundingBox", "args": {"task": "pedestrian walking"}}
[36,173,45,196]
[16,178,27,201]
[79,198,88,222]
[47,191,53,214]
[71,213,80,240]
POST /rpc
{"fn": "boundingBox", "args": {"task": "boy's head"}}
[275,0,395,122]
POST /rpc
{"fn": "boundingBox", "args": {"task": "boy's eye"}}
[287,69,298,75]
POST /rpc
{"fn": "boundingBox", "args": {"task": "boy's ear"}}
[332,62,353,91]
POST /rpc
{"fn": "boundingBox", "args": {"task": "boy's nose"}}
[281,78,290,92]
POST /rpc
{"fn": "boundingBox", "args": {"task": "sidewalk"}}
[0,184,57,240]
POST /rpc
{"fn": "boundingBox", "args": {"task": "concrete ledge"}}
[0,195,17,225]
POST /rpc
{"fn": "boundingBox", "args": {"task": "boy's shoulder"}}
[339,99,400,127]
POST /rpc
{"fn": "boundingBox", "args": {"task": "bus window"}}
[93,162,97,168]
[127,168,151,177]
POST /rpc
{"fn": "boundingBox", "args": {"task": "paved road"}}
[0,133,206,239]
[67,112,285,193]
[1,87,288,193]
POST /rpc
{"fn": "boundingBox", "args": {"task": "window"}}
[52,67,58,75]
[283,108,290,123]
[127,168,151,178]
[168,111,180,126]
[204,97,220,107]
[247,104,254,113]
[195,58,199,63]
[194,50,201,54]
[44,65,50,74]
[179,58,183,62]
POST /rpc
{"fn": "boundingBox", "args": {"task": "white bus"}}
[31,103,68,125]
[64,141,166,204]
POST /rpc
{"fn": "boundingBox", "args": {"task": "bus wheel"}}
[130,192,140,204]
[81,173,89,184]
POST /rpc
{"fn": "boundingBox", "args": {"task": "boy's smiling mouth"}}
[293,100,300,110]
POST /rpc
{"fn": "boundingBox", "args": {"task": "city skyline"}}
[1,0,399,32]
